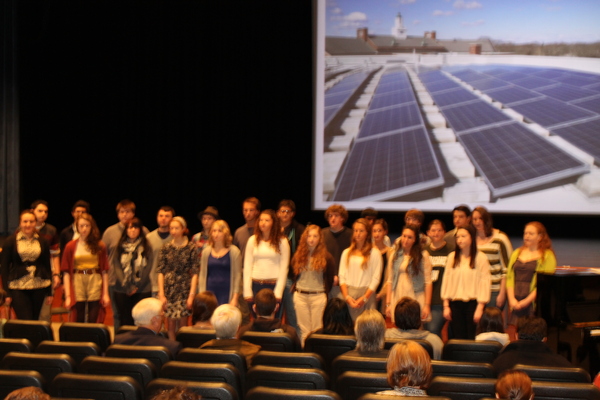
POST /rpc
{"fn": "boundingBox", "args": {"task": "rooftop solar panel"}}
[510,97,595,128]
[332,128,444,201]
[358,103,422,138]
[450,69,488,83]
[511,77,558,90]
[429,88,480,108]
[421,79,462,93]
[554,75,598,88]
[570,97,600,114]
[325,90,354,107]
[379,72,410,87]
[532,69,566,79]
[552,118,600,164]
[376,80,412,95]
[370,90,416,110]
[442,101,512,133]
[484,86,544,106]
[418,70,447,83]
[535,84,599,102]
[468,78,511,92]
[324,72,369,127]
[459,122,589,197]
[494,71,530,81]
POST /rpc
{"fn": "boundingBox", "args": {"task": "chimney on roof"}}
[430,31,436,39]
[424,31,437,39]
[357,28,369,41]
[470,43,482,54]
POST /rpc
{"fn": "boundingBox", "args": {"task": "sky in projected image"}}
[326,0,600,44]
[315,0,600,215]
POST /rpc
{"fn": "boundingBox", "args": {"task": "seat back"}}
[335,371,388,400]
[330,355,386,390]
[115,325,138,335]
[246,386,342,400]
[427,376,496,400]
[3,320,53,347]
[160,361,242,397]
[176,348,247,391]
[175,326,217,348]
[58,322,111,353]
[0,338,32,359]
[146,378,238,400]
[105,344,172,370]
[241,331,296,352]
[36,340,100,368]
[246,365,329,392]
[0,370,45,399]
[514,363,591,383]
[441,339,503,363]
[253,350,325,370]
[1,352,74,390]
[304,334,356,372]
[358,394,451,400]
[384,338,434,359]
[431,360,495,378]
[49,372,143,400]
[531,380,600,400]
[79,355,157,394]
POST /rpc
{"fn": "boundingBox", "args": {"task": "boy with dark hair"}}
[322,204,352,300]
[59,199,90,257]
[443,204,471,251]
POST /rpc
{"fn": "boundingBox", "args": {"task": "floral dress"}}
[158,242,199,318]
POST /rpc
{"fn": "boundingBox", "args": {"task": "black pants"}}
[449,300,477,339]
[114,291,151,327]
[11,288,48,320]
[73,301,100,323]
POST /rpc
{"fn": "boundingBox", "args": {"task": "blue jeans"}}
[425,304,444,337]
[282,278,298,331]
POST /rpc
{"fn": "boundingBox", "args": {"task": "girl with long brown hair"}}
[291,225,335,345]
[338,218,382,322]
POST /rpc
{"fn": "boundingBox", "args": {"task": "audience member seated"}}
[240,288,301,349]
[343,309,388,358]
[495,369,534,400]
[200,303,261,367]
[493,316,572,374]
[377,340,432,397]
[4,387,51,400]
[150,386,201,400]
[113,297,182,356]
[312,298,354,336]
[385,297,443,360]
[476,307,510,346]
[192,291,218,329]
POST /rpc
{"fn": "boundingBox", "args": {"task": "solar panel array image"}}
[332,69,444,201]
[324,72,369,127]
[419,69,590,197]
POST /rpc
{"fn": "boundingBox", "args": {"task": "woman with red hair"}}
[506,222,556,325]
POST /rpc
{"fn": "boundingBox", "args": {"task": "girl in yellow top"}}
[506,221,556,325]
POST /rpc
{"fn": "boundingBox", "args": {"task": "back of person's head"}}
[477,307,505,335]
[192,291,218,324]
[322,298,354,335]
[355,309,385,352]
[132,298,163,326]
[254,288,277,317]
[4,386,51,400]
[150,386,201,400]
[211,304,242,339]
[361,208,378,219]
[387,341,432,390]
[495,370,534,400]
[394,297,422,330]
[517,317,547,341]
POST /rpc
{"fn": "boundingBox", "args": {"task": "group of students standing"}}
[0,198,556,344]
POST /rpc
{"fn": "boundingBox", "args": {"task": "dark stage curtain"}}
[0,0,20,235]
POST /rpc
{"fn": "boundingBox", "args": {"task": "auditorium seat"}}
[384,338,434,358]
[253,351,325,370]
[304,334,356,372]
[532,380,600,400]
[175,326,216,348]
[160,361,242,397]
[50,372,143,400]
[441,339,503,363]
[426,376,496,400]
[105,344,172,370]
[514,363,591,383]
[1,352,75,390]
[241,331,297,352]
[36,340,100,368]
[0,338,32,359]
[0,370,45,399]
[59,322,111,353]
[146,378,238,400]
[431,360,495,379]
[3,320,53,347]
[115,325,138,335]
[246,386,342,400]
[358,395,452,400]
[78,355,157,395]
[334,371,388,400]
[176,348,247,392]
[330,355,386,390]
[246,365,329,392]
